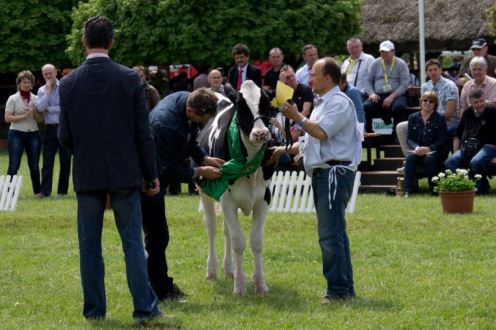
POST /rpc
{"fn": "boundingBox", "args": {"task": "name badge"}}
[383,84,392,93]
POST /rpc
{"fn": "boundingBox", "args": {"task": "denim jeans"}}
[7,129,41,194]
[312,167,355,298]
[364,94,407,133]
[40,124,71,195]
[140,186,174,299]
[445,145,496,193]
[76,188,160,320]
[404,151,446,194]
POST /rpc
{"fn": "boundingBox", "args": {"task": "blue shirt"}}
[36,79,61,124]
[344,84,365,123]
[149,91,207,182]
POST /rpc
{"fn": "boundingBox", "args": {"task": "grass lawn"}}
[0,150,495,329]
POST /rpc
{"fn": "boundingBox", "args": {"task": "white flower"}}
[445,169,452,175]
[456,168,468,176]
[474,174,482,180]
[438,173,446,178]
[431,176,439,182]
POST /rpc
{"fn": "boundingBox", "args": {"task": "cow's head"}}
[236,80,271,143]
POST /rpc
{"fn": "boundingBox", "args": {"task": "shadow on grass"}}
[86,317,182,329]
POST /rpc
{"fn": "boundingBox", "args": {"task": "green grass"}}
[1,150,495,329]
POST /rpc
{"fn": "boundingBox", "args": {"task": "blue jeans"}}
[445,145,496,193]
[404,151,446,194]
[40,124,71,196]
[7,129,41,194]
[312,167,355,298]
[76,188,160,320]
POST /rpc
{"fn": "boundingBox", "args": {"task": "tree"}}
[0,0,79,73]
[67,0,362,67]
[489,3,496,37]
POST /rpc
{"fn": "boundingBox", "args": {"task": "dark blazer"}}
[227,64,262,90]
[58,56,157,192]
[148,91,207,184]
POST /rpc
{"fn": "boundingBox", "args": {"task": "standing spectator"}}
[143,88,223,301]
[363,40,409,134]
[58,16,161,320]
[263,47,285,99]
[341,37,374,101]
[4,70,43,196]
[227,43,262,90]
[295,44,319,87]
[36,64,71,198]
[403,92,449,197]
[456,38,496,89]
[208,69,237,102]
[459,56,496,113]
[193,65,209,90]
[133,66,160,111]
[270,57,361,304]
[445,89,496,194]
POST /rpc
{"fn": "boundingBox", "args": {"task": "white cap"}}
[379,40,395,52]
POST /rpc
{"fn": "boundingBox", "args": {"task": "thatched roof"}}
[360,0,495,53]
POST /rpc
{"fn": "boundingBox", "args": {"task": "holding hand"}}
[265,146,286,166]
[369,93,380,103]
[202,156,225,168]
[142,178,160,196]
[198,166,222,180]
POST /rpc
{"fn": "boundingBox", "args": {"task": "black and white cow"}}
[198,80,274,295]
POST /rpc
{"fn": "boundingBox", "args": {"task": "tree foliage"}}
[489,4,496,38]
[0,0,79,73]
[67,0,362,67]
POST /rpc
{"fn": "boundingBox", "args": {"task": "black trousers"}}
[140,191,174,299]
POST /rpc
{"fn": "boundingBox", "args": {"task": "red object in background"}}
[169,64,198,79]
[254,59,272,76]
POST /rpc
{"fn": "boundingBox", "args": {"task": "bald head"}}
[42,64,57,84]
[208,69,223,90]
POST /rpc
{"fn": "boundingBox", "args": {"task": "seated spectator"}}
[263,47,285,100]
[339,73,365,123]
[404,92,449,197]
[207,69,237,102]
[278,65,314,142]
[364,40,410,134]
[341,37,374,102]
[445,88,496,194]
[459,56,496,113]
[456,38,496,89]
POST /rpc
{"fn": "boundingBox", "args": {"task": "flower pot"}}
[438,189,476,214]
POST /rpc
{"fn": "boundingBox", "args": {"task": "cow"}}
[198,80,274,295]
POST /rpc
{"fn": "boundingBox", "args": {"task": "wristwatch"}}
[297,117,308,130]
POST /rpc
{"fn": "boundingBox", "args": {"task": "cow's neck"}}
[239,130,264,161]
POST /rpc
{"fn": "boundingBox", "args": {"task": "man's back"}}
[59,56,156,191]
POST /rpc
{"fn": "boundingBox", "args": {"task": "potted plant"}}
[432,169,481,214]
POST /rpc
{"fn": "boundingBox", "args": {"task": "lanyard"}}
[381,57,395,84]
[346,58,362,86]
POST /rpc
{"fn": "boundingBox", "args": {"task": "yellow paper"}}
[271,81,294,107]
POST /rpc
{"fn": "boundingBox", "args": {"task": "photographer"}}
[445,88,496,194]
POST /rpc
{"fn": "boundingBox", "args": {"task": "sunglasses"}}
[422,99,435,104]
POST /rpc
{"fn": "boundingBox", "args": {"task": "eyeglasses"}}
[422,99,435,104]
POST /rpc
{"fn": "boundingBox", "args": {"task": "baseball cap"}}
[379,40,395,52]
[471,38,487,50]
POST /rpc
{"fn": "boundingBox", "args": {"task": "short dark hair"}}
[187,88,218,116]
[425,58,441,70]
[83,16,114,49]
[16,70,35,89]
[321,57,341,85]
[232,43,250,57]
[302,44,317,55]
[469,88,484,100]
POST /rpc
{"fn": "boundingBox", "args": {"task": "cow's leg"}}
[251,199,269,295]
[222,219,234,279]
[221,195,246,296]
[202,195,218,280]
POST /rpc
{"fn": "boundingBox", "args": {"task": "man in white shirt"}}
[341,37,375,101]
[295,44,319,87]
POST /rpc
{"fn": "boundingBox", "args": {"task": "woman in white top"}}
[4,71,43,195]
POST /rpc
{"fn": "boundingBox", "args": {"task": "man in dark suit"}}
[58,16,161,321]
[227,43,262,90]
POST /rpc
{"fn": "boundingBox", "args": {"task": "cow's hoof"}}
[233,287,246,296]
[254,277,268,295]
[206,272,218,281]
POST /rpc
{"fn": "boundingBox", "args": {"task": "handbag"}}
[460,137,481,163]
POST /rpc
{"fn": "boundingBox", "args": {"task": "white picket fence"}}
[199,170,361,214]
[269,170,361,214]
[0,175,23,211]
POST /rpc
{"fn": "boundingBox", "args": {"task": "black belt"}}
[314,160,351,175]
[45,123,58,126]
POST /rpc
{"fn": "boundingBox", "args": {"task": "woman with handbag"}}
[4,70,44,196]
[404,91,449,196]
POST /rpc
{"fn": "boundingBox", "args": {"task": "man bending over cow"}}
[142,88,224,300]
[269,57,362,304]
